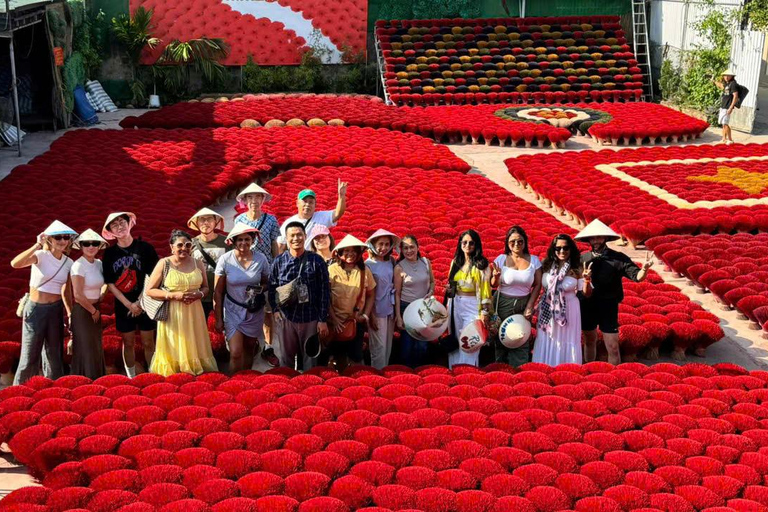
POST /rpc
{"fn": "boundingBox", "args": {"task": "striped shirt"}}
[233,212,280,264]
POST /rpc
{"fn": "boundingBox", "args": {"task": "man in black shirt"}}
[101,212,159,377]
[576,220,654,365]
[715,69,739,144]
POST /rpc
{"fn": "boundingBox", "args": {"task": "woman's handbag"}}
[321,268,366,345]
[275,255,306,308]
[140,260,170,321]
[17,257,69,318]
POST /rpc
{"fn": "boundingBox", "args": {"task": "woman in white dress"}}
[533,234,593,366]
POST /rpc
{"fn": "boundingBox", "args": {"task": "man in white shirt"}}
[278,178,348,251]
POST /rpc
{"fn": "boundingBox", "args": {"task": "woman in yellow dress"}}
[145,230,218,376]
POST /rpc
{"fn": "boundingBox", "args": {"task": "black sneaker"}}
[261,347,279,367]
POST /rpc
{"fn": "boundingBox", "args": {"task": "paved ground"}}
[2,110,768,493]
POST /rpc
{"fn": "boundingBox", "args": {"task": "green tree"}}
[112,6,160,105]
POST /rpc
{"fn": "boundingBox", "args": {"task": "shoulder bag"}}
[322,268,366,345]
[488,290,503,340]
[275,254,306,308]
[16,256,69,318]
[140,259,171,321]
[193,239,219,269]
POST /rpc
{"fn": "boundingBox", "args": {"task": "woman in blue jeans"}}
[394,235,435,368]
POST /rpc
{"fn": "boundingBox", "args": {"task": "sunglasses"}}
[80,241,101,248]
[508,239,525,246]
[174,242,193,250]
[51,235,72,241]
[554,246,570,253]
[461,240,475,246]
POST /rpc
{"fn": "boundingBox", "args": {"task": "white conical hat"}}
[102,212,136,240]
[236,183,272,202]
[333,234,368,253]
[499,314,531,349]
[73,228,108,250]
[43,220,77,236]
[722,69,736,76]
[366,228,401,254]
[187,207,224,231]
[225,222,260,245]
[574,219,621,241]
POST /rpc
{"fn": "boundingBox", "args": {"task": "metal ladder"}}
[374,34,393,105]
[631,0,654,101]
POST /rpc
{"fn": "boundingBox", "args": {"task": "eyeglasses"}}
[461,240,475,246]
[174,242,193,250]
[52,235,72,241]
[554,246,570,253]
[80,241,101,248]
[509,240,525,246]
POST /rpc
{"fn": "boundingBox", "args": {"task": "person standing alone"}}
[715,69,739,144]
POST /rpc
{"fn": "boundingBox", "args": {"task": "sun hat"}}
[225,222,260,245]
[73,228,108,250]
[307,225,331,247]
[298,189,316,201]
[722,69,736,77]
[366,229,401,256]
[574,219,621,242]
[43,220,78,237]
[187,207,224,231]
[333,234,368,254]
[499,314,531,349]
[236,183,272,203]
[102,212,136,240]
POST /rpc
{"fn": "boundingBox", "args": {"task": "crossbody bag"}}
[16,257,69,318]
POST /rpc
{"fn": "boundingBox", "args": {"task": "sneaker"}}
[261,347,279,367]
[726,140,734,145]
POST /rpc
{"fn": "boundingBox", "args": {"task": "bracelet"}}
[360,313,369,321]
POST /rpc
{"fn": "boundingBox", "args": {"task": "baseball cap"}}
[298,189,316,201]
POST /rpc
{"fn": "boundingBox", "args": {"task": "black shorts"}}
[114,300,156,333]
[580,297,620,334]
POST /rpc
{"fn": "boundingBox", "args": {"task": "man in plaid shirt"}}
[269,221,330,370]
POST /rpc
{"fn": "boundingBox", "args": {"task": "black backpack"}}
[735,83,749,108]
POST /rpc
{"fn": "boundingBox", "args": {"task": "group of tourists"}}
[11,180,654,385]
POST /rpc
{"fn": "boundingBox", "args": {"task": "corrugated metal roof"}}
[0,0,55,14]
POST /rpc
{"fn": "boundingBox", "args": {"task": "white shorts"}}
[718,108,731,126]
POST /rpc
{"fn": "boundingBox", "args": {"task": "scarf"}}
[538,262,569,335]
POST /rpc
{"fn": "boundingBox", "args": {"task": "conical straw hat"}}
[225,222,260,245]
[43,220,77,236]
[574,219,620,241]
[333,234,368,253]
[102,212,136,240]
[73,228,108,250]
[236,183,272,202]
[187,207,224,231]
[366,228,401,250]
